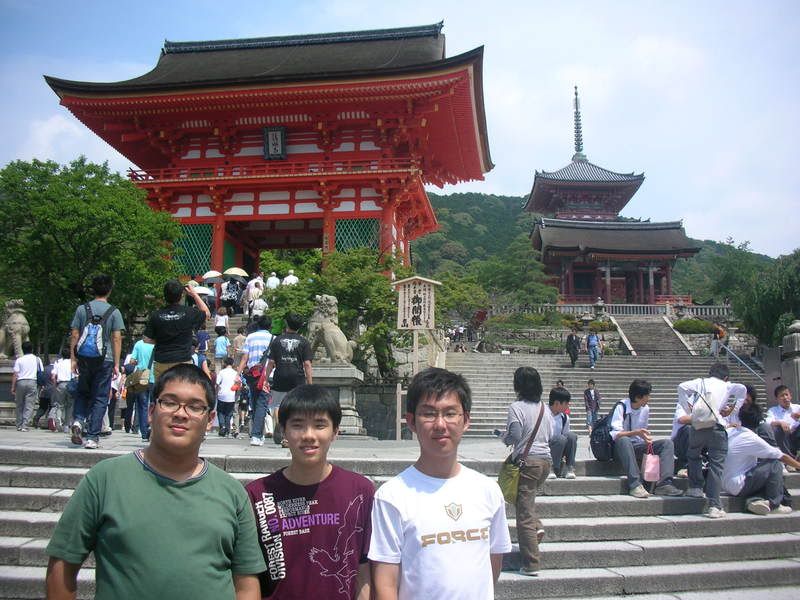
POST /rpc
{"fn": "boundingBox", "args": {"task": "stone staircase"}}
[446,352,767,437]
[615,315,690,355]
[0,443,798,598]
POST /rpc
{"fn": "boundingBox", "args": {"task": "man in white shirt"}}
[11,341,43,431]
[548,387,577,479]
[369,367,511,599]
[265,271,281,289]
[610,379,682,499]
[282,269,299,285]
[766,385,800,458]
[677,363,746,518]
[723,401,799,515]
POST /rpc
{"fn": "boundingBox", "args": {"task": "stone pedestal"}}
[781,320,800,399]
[313,363,366,435]
[1,359,16,425]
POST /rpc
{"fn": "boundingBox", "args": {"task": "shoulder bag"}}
[497,402,545,504]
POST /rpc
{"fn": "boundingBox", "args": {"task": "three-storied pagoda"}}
[45,23,490,274]
[526,88,700,304]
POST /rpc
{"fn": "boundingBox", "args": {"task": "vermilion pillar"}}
[211,211,226,272]
[380,202,396,258]
[322,210,335,254]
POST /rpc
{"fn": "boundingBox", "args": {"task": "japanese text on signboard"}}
[396,280,435,330]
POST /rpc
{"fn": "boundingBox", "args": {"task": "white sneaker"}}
[705,506,726,519]
[746,498,771,515]
[629,484,650,499]
[249,437,264,447]
[773,505,792,515]
[564,468,577,479]
[676,468,688,478]
[547,472,557,480]
[83,439,99,450]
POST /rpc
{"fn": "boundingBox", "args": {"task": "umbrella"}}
[193,286,213,296]
[202,270,224,284]
[223,267,249,278]
[185,280,199,287]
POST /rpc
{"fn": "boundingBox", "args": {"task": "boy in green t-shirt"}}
[46,364,265,599]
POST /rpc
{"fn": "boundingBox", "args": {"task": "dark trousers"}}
[134,385,152,440]
[773,425,800,456]
[216,400,235,436]
[688,425,727,509]
[74,357,113,442]
[739,459,788,508]
[516,458,550,571]
[243,373,270,439]
[550,432,577,476]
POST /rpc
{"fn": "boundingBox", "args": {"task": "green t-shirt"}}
[47,452,265,600]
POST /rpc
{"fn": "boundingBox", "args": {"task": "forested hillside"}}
[411,191,774,305]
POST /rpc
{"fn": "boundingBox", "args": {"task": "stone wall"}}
[356,383,413,440]
[683,333,759,356]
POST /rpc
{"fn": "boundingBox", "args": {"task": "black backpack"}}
[589,401,627,461]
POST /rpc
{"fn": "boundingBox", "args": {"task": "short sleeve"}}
[70,305,85,331]
[302,338,313,362]
[359,482,375,563]
[12,359,20,375]
[46,470,101,565]
[192,307,205,329]
[111,309,125,332]
[368,496,404,564]
[231,486,267,575]
[488,484,512,554]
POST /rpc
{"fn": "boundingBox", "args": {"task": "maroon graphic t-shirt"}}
[245,465,375,599]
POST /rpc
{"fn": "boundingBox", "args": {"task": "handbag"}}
[640,443,660,482]
[691,379,718,430]
[126,353,153,393]
[497,402,545,504]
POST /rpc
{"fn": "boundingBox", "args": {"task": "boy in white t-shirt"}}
[215,357,238,437]
[723,401,800,515]
[369,367,512,600]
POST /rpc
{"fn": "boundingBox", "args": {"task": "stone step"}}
[0,564,95,599]
[501,532,800,570]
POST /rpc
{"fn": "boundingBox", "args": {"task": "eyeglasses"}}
[156,398,210,417]
[416,410,464,424]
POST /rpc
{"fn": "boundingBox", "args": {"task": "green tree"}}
[709,240,761,306]
[434,272,490,325]
[0,157,181,353]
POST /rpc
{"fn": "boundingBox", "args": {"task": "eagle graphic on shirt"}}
[308,494,365,596]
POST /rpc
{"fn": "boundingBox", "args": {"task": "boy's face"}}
[776,389,792,409]
[588,382,594,389]
[149,380,214,454]
[407,391,470,460]
[283,410,338,468]
[551,400,569,415]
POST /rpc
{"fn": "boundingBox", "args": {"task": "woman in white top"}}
[214,306,229,335]
[500,366,552,576]
[11,341,42,431]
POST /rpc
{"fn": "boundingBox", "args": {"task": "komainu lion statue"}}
[0,299,31,359]
[308,294,356,364]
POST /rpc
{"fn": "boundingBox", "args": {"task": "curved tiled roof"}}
[45,23,449,94]
[536,158,644,183]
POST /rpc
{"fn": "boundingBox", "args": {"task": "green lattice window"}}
[335,218,379,252]
[175,224,211,276]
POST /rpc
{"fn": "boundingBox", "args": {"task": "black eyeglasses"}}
[156,398,209,418]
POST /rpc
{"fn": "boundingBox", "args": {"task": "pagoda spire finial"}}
[572,85,587,162]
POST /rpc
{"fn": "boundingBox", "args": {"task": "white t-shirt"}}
[214,314,229,329]
[677,377,746,428]
[13,354,42,381]
[722,427,783,495]
[53,358,73,383]
[215,367,239,403]
[369,464,512,600]
[766,403,800,432]
[609,398,650,442]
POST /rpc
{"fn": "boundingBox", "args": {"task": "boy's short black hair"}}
[587,379,595,386]
[739,401,763,430]
[153,363,215,409]
[163,279,184,304]
[745,384,757,403]
[406,367,471,415]
[628,379,652,402]
[278,384,342,429]
[774,384,790,397]
[513,366,542,402]
[709,362,730,381]
[90,273,114,297]
[21,341,33,354]
[285,313,303,331]
[549,387,571,405]
[223,357,234,367]
[257,315,272,331]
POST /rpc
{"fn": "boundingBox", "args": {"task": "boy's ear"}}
[405,412,417,434]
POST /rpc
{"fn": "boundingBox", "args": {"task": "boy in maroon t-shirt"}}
[245,385,373,599]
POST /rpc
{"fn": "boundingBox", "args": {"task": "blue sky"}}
[1,0,798,257]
